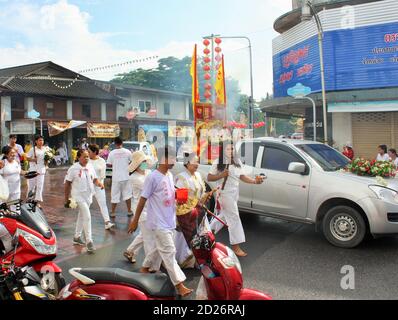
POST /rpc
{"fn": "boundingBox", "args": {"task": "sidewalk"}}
[22,168,134,263]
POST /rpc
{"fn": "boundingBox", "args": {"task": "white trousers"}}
[75,201,93,243]
[210,193,246,245]
[94,186,110,223]
[127,221,162,271]
[143,229,186,286]
[174,230,193,266]
[28,174,45,202]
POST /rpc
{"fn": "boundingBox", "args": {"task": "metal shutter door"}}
[352,112,393,160]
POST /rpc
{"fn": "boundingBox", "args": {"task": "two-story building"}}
[0,61,120,152]
[106,82,194,145]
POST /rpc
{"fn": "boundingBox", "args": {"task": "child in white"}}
[107,137,133,217]
[27,135,48,204]
[124,151,161,271]
[65,150,104,253]
[128,148,193,297]
[88,144,114,230]
[0,146,24,201]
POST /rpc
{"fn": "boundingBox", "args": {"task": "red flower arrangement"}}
[346,158,396,178]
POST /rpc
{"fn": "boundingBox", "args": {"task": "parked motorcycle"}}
[0,236,49,300]
[58,215,271,300]
[0,190,65,297]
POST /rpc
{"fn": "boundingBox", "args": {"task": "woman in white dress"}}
[27,135,48,206]
[376,144,390,162]
[175,153,213,268]
[124,151,161,272]
[208,140,265,257]
[88,144,114,231]
[0,146,26,202]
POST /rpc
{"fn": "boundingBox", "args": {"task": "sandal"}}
[123,251,136,263]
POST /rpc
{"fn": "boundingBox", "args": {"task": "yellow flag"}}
[190,44,200,104]
[215,55,226,105]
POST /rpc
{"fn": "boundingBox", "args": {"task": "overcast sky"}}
[0,0,292,99]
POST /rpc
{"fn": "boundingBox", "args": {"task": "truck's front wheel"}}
[322,206,366,248]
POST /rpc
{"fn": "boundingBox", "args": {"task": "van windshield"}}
[296,144,350,171]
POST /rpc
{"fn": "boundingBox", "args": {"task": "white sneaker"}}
[105,221,115,230]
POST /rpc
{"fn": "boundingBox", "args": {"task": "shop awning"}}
[48,120,86,137]
[328,100,398,113]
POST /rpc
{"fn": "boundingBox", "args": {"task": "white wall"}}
[332,112,353,151]
[117,90,189,121]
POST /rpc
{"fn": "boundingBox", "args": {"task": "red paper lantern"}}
[203,39,210,46]
[204,90,212,99]
[215,54,222,62]
[203,65,211,72]
[215,47,222,53]
[203,57,211,64]
[204,83,212,90]
[204,73,211,80]
[215,38,222,45]
[203,48,210,55]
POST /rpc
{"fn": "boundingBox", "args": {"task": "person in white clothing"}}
[26,135,48,206]
[64,149,104,254]
[88,144,114,231]
[128,147,193,297]
[388,148,398,168]
[376,145,390,162]
[124,151,162,272]
[8,135,24,163]
[208,140,265,257]
[0,146,27,202]
[107,137,134,217]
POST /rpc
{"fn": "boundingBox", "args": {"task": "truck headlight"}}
[369,185,398,203]
[17,229,57,255]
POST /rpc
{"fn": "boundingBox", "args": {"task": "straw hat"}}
[128,151,150,173]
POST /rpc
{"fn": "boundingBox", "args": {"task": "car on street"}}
[173,137,398,248]
[105,141,155,178]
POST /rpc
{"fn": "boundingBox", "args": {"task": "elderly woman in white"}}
[64,149,104,254]
[376,144,390,161]
[0,146,27,202]
[175,153,213,268]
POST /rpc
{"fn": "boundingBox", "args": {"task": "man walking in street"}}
[128,147,193,297]
[107,137,134,217]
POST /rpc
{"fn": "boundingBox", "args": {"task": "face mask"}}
[139,162,148,170]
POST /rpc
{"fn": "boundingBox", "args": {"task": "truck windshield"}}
[296,144,350,171]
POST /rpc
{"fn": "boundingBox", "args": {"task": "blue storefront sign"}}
[273,21,398,98]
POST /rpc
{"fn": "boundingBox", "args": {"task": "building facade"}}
[262,0,398,159]
[109,83,193,145]
[0,61,120,153]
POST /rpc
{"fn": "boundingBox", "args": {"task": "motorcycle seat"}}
[76,268,176,297]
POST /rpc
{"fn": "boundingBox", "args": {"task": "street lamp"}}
[202,35,255,130]
[301,0,328,144]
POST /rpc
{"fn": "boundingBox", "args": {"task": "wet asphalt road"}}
[57,211,398,300]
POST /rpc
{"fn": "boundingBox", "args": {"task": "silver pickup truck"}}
[172,137,398,248]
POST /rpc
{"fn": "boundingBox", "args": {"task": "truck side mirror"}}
[288,162,306,174]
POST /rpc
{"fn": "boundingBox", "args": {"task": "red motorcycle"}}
[0,191,65,297]
[58,215,271,300]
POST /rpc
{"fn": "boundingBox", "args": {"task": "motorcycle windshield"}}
[17,205,52,240]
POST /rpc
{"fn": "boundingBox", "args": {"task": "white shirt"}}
[27,146,48,174]
[376,153,390,162]
[107,148,133,182]
[131,170,151,222]
[141,170,176,231]
[392,157,398,168]
[89,157,107,184]
[65,163,97,203]
[175,169,205,199]
[0,159,21,195]
[209,159,243,195]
